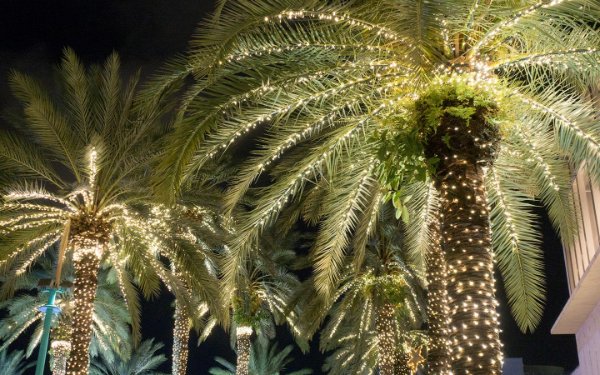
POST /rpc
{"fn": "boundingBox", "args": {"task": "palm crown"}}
[153,0,600,372]
[0,49,200,374]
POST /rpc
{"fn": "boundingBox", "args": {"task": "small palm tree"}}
[223,229,303,375]
[89,339,168,375]
[153,1,600,372]
[294,208,426,375]
[0,254,130,366]
[0,350,33,375]
[209,340,312,375]
[0,49,202,374]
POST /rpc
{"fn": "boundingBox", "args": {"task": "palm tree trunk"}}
[439,164,501,374]
[375,303,397,375]
[394,351,411,375]
[425,215,452,374]
[426,107,503,374]
[50,340,70,375]
[172,300,190,375]
[66,244,101,375]
[235,326,252,375]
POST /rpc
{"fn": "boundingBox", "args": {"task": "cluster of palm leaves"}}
[1,0,599,374]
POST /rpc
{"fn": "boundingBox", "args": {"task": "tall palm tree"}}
[0,257,131,373]
[89,339,168,375]
[154,1,600,373]
[293,207,426,375]
[208,340,312,375]
[0,49,211,374]
[0,350,33,375]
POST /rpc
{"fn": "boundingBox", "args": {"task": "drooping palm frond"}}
[89,339,168,375]
[153,0,600,334]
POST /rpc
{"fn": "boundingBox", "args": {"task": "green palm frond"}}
[486,169,545,333]
[152,0,600,334]
[0,350,33,375]
[0,253,131,360]
[90,339,168,375]
[208,340,312,375]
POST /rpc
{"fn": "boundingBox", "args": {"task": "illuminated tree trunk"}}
[425,215,452,374]
[235,326,253,375]
[66,244,101,375]
[425,105,502,374]
[394,351,411,375]
[172,300,190,375]
[50,340,71,375]
[375,303,397,375]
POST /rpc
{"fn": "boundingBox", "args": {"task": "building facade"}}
[552,165,600,374]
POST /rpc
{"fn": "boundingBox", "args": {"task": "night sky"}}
[0,1,579,374]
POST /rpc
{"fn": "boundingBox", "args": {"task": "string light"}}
[172,299,190,375]
[50,340,71,375]
[375,303,398,375]
[236,326,253,375]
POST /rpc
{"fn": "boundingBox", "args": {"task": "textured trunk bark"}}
[66,244,101,375]
[235,326,252,375]
[376,303,397,375]
[394,351,411,375]
[425,215,452,374]
[50,340,70,375]
[424,103,502,374]
[439,164,501,374]
[172,300,190,375]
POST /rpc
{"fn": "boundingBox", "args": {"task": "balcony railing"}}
[564,165,600,293]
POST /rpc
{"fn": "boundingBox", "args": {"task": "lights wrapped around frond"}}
[152,0,600,373]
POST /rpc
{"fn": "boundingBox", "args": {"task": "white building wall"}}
[553,165,600,374]
[574,299,600,375]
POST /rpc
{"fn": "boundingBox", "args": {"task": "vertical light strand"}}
[65,242,101,375]
[50,340,71,375]
[425,212,453,374]
[172,298,190,375]
[440,163,502,374]
[235,326,253,375]
[375,303,397,375]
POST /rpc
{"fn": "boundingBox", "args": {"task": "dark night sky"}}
[0,1,579,374]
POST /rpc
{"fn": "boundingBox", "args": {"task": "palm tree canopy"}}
[154,0,600,332]
[0,49,226,341]
[217,228,305,347]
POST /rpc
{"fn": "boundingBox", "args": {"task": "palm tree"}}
[0,257,131,375]
[152,200,226,375]
[0,350,33,375]
[223,229,303,375]
[0,49,210,374]
[154,1,600,373]
[0,254,131,374]
[208,340,312,375]
[293,208,426,375]
[89,339,168,375]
